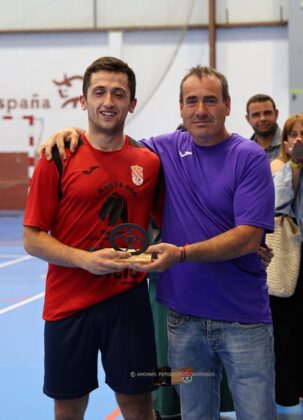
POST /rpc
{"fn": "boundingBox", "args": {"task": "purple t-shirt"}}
[140,131,275,323]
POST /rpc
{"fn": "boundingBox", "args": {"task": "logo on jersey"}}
[83,165,100,175]
[179,150,192,158]
[131,165,143,186]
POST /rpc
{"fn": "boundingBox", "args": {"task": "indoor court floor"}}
[1,213,303,420]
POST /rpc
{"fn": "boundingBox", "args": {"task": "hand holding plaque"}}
[109,223,155,264]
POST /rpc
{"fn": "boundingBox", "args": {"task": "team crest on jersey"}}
[131,165,143,186]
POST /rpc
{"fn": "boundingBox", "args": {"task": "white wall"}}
[217,26,289,138]
[0,25,288,151]
[0,0,288,31]
[0,32,108,150]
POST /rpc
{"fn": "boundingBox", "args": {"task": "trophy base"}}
[112,249,153,264]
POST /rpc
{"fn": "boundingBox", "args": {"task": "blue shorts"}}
[43,280,158,399]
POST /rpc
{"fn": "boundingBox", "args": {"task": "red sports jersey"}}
[24,134,162,321]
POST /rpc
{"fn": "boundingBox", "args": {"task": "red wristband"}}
[179,244,188,263]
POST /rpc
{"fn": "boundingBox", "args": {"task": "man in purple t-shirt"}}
[40,65,276,420]
[133,67,276,420]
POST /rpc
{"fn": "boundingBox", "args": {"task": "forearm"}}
[285,140,303,195]
[291,166,302,194]
[23,226,87,269]
[185,225,264,263]
[132,225,265,273]
[23,226,133,275]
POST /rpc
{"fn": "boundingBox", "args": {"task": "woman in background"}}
[270,113,303,406]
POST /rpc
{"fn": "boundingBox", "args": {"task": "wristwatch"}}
[289,160,303,170]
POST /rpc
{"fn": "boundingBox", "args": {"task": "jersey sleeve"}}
[234,150,275,233]
[139,137,161,155]
[23,157,61,232]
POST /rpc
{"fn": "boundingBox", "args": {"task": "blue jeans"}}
[167,309,276,420]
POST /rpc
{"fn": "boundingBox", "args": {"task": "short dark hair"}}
[246,94,277,114]
[82,56,136,100]
[179,65,230,103]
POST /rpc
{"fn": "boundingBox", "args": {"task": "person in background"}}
[39,65,276,420]
[148,125,181,419]
[246,93,281,160]
[23,57,162,420]
[269,113,303,407]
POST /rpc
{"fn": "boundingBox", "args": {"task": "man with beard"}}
[246,93,281,161]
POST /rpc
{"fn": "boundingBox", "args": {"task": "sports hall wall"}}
[0,0,295,209]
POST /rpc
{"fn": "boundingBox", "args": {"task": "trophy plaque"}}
[109,223,154,264]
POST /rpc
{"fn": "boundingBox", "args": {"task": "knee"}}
[55,404,76,420]
[116,392,154,420]
[54,395,88,420]
[120,406,152,420]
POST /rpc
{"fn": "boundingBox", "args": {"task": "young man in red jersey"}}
[23,57,162,420]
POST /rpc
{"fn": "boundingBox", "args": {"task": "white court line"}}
[0,291,45,315]
[0,255,33,269]
[0,254,26,258]
[0,254,45,315]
